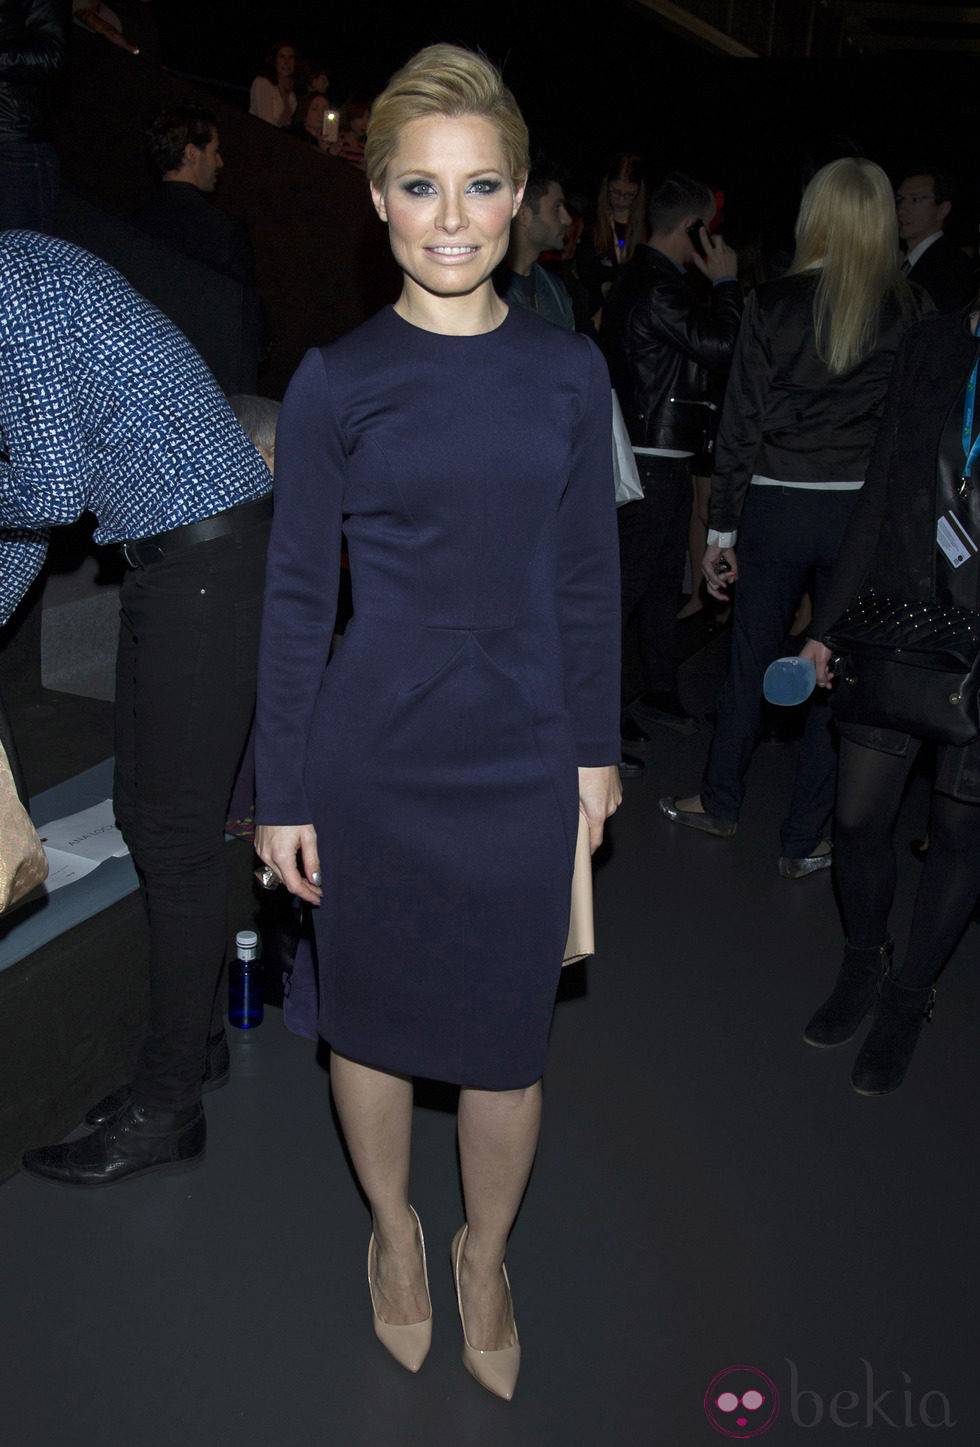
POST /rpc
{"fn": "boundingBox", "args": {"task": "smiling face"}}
[275,46,295,82]
[371,113,523,307]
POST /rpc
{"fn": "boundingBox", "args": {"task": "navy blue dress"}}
[256,305,620,1088]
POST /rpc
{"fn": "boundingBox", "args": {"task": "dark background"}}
[153,0,980,253]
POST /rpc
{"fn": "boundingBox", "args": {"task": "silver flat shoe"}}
[659,796,736,838]
[779,843,832,879]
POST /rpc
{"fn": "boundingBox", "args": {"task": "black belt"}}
[122,493,272,569]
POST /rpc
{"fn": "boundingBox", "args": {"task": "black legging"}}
[835,737,980,987]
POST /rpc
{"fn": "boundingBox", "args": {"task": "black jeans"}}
[617,454,691,699]
[701,486,858,857]
[0,139,59,232]
[113,513,270,1111]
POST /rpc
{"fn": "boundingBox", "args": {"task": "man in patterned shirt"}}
[0,231,273,1186]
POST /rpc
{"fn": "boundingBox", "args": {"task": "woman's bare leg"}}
[329,1050,429,1324]
[455,1080,543,1349]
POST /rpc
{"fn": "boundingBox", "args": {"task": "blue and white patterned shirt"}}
[0,231,272,625]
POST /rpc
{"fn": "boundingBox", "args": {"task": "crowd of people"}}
[249,39,369,170]
[3,4,980,1406]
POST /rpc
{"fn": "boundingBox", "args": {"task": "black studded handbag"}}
[824,594,980,745]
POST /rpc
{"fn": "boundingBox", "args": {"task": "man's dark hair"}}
[647,171,713,237]
[146,105,218,177]
[900,168,956,209]
[522,161,565,214]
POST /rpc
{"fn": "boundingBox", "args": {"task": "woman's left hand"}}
[799,637,834,689]
[578,765,622,853]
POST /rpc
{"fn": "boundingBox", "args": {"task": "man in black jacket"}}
[603,172,741,735]
[896,169,975,314]
[136,105,257,289]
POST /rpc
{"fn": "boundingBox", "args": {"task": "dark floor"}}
[1,635,978,1446]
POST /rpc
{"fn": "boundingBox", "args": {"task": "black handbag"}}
[824,593,980,746]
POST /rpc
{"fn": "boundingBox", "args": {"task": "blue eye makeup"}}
[397,177,504,198]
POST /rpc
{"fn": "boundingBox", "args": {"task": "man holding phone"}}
[602,172,741,736]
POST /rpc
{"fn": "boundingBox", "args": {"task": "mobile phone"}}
[686,219,708,259]
[321,109,339,145]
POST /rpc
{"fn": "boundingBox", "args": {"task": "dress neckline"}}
[387,304,515,341]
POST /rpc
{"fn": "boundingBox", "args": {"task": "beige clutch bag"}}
[0,740,48,914]
[563,810,594,966]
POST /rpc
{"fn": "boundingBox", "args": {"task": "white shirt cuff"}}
[708,528,737,548]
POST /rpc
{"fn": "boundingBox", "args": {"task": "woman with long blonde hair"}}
[661,157,928,871]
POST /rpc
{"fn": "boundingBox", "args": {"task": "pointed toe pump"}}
[451,1225,521,1401]
[367,1205,432,1373]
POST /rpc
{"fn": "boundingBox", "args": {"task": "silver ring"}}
[255,865,281,891]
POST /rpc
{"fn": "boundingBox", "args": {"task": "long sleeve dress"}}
[255,304,621,1089]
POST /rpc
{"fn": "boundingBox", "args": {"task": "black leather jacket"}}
[0,0,67,142]
[601,244,743,453]
[709,272,930,533]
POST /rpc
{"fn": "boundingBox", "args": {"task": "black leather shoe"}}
[85,1029,230,1129]
[22,1102,205,1187]
[619,753,645,778]
[659,795,735,838]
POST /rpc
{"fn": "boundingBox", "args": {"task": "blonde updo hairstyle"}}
[364,44,530,193]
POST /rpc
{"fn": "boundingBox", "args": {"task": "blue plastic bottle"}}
[229,929,263,1029]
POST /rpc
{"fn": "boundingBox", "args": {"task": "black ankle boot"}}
[803,939,892,1047]
[84,1029,230,1129]
[851,970,936,1096]
[22,1102,205,1186]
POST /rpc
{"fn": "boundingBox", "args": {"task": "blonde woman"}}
[661,158,930,873]
[254,45,621,1398]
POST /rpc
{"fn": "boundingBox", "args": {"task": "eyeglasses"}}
[609,186,639,203]
[895,193,935,205]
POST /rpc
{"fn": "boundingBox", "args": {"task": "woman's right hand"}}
[799,637,834,689]
[254,823,323,905]
[702,542,737,598]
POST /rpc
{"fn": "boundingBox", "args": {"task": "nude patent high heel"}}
[367,1205,432,1372]
[451,1224,521,1401]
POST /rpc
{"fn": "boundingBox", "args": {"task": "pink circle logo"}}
[704,1366,780,1438]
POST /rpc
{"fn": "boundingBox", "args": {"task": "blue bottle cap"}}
[763,656,817,707]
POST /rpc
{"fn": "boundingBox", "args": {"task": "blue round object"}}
[763,655,817,707]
